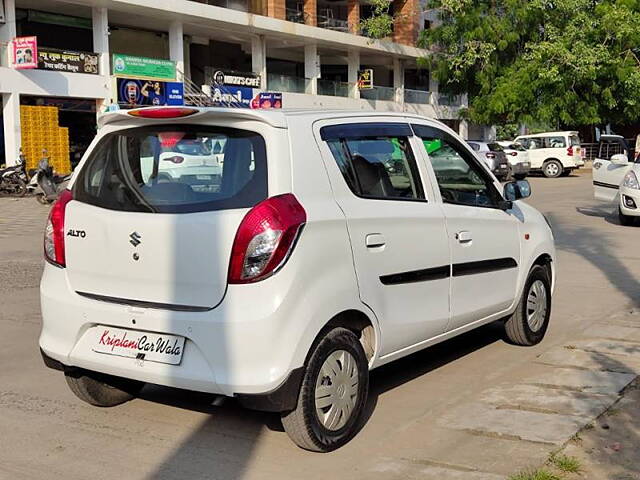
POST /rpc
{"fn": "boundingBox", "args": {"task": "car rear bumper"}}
[510,163,530,175]
[620,186,640,216]
[39,263,306,404]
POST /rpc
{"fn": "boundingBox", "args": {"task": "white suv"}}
[515,131,585,178]
[40,107,556,451]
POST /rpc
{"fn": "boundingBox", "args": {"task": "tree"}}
[365,0,640,127]
[422,0,640,127]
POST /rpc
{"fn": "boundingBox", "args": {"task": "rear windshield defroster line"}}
[73,124,268,214]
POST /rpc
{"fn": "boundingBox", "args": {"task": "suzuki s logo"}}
[67,229,86,238]
[129,231,142,247]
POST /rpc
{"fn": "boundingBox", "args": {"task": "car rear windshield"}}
[487,143,504,152]
[570,135,581,146]
[73,125,268,213]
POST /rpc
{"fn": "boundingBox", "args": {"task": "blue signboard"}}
[210,85,254,108]
[116,78,184,107]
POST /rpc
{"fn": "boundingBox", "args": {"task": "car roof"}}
[516,131,579,138]
[97,107,445,130]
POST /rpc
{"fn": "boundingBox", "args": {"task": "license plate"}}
[500,164,508,168]
[196,175,212,180]
[92,326,185,365]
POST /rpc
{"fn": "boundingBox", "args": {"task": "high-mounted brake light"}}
[44,189,73,267]
[228,194,306,284]
[128,108,198,119]
[567,146,574,156]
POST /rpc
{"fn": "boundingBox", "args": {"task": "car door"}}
[593,136,633,202]
[413,123,521,331]
[316,122,451,356]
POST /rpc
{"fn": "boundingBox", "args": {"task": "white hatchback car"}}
[515,131,585,178]
[40,107,556,451]
[593,134,640,226]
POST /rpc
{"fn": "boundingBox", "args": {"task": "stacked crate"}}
[20,106,71,174]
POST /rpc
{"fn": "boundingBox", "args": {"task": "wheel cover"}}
[546,163,559,176]
[314,349,359,431]
[526,280,548,332]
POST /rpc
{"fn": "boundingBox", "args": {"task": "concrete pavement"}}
[0,171,639,480]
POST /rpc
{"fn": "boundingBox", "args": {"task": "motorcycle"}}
[30,159,71,204]
[0,156,28,197]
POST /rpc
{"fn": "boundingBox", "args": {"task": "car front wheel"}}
[504,265,552,346]
[281,327,369,452]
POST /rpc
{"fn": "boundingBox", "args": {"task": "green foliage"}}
[420,0,640,127]
[359,0,394,38]
[549,454,581,473]
[508,468,561,480]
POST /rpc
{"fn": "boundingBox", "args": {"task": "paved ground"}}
[1,171,639,480]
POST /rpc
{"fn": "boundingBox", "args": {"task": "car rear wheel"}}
[504,265,552,346]
[65,369,144,407]
[619,207,637,226]
[281,327,369,452]
[542,160,563,178]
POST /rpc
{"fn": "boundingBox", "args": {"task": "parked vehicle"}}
[31,158,71,204]
[0,159,27,197]
[514,131,585,178]
[40,107,556,452]
[466,140,510,180]
[592,134,640,226]
[497,141,530,180]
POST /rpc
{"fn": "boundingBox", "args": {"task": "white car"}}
[40,107,556,451]
[593,134,640,226]
[497,141,531,180]
[515,131,585,178]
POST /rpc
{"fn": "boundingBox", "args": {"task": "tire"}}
[281,327,369,452]
[36,193,49,205]
[504,265,552,346]
[65,369,144,407]
[619,207,637,227]
[13,178,27,197]
[542,160,563,178]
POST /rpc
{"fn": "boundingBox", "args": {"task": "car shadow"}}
[575,205,632,227]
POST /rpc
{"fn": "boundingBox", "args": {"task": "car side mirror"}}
[504,179,532,202]
[610,153,628,165]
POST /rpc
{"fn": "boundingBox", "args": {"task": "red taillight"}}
[44,189,73,267]
[228,194,306,284]
[567,146,574,156]
[128,107,198,119]
[163,155,185,164]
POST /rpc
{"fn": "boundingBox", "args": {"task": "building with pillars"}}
[0,0,484,168]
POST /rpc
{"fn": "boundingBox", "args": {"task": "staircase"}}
[179,71,216,107]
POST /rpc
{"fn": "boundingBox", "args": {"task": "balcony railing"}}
[317,9,349,32]
[404,89,431,105]
[437,93,464,106]
[267,73,307,94]
[359,85,396,102]
[317,79,352,97]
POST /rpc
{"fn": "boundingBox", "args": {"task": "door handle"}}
[456,231,472,243]
[365,233,386,249]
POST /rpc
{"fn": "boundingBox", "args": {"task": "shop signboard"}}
[11,36,38,69]
[209,85,254,108]
[116,78,184,107]
[251,92,282,109]
[209,68,261,88]
[357,69,373,90]
[112,54,176,81]
[38,47,99,74]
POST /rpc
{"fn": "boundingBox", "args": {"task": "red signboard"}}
[12,36,38,69]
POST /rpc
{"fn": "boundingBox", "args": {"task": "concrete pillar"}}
[169,21,185,80]
[393,58,404,105]
[347,49,360,99]
[183,36,191,80]
[0,0,16,43]
[458,119,469,140]
[91,7,110,79]
[304,44,319,95]
[2,93,21,166]
[347,0,359,34]
[251,35,267,90]
[304,0,317,26]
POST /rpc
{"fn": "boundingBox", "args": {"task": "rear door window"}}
[544,136,566,148]
[569,135,581,147]
[487,143,503,152]
[74,125,267,213]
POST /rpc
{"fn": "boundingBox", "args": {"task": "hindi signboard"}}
[38,47,99,74]
[357,69,374,90]
[11,36,38,69]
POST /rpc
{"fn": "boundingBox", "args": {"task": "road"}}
[1,171,639,480]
